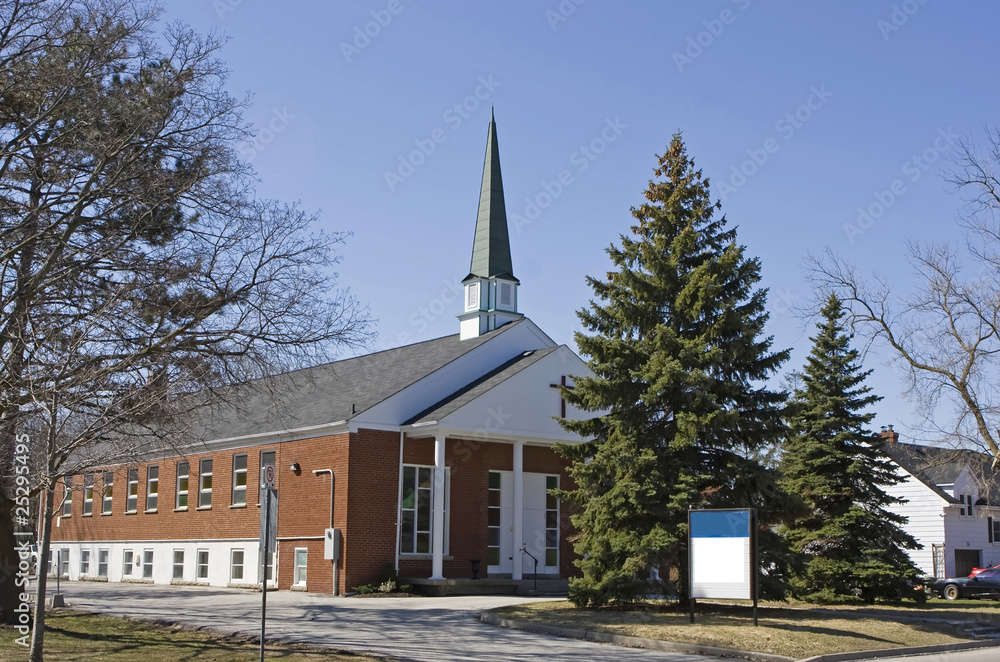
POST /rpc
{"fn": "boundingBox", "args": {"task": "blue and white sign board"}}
[690,509,752,600]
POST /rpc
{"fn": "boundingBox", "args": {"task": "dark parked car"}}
[930,566,1000,600]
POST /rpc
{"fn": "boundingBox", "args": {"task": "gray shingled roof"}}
[193,319,526,442]
[887,442,1000,506]
[406,346,560,425]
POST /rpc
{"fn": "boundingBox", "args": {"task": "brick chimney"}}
[879,425,899,443]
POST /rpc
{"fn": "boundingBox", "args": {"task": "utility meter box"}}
[324,528,341,561]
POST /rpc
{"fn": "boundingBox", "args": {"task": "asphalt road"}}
[47,581,718,661]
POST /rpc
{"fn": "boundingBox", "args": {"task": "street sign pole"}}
[260,485,269,662]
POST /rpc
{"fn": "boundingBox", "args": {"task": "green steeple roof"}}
[466,111,517,283]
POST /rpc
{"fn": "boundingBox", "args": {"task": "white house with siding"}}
[883,427,1000,579]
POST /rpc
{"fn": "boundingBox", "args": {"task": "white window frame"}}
[59,548,69,576]
[172,549,184,580]
[142,549,153,579]
[145,466,159,512]
[196,549,209,581]
[98,549,109,577]
[83,473,94,516]
[80,549,90,575]
[122,550,134,576]
[126,468,138,513]
[62,476,73,516]
[232,454,247,506]
[176,461,189,509]
[102,471,113,514]
[294,548,308,586]
[399,464,449,555]
[960,493,975,518]
[231,549,245,581]
[198,458,213,509]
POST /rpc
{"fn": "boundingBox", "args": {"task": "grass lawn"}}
[0,610,395,662]
[490,599,997,659]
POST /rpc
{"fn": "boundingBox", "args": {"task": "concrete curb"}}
[478,612,794,662]
[797,638,1000,662]
[479,612,1000,662]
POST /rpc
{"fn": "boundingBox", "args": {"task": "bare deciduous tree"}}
[808,128,1000,466]
[0,2,371,656]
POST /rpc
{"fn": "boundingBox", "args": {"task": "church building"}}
[47,114,591,595]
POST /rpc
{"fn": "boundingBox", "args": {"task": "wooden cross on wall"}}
[549,376,575,418]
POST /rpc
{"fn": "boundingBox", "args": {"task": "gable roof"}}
[887,442,1000,506]
[193,319,528,443]
[405,345,560,425]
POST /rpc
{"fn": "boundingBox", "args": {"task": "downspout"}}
[311,469,336,595]
[395,429,404,574]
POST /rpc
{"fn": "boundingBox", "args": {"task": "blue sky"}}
[164,1,998,443]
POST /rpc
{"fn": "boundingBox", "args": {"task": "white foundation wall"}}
[47,539,278,588]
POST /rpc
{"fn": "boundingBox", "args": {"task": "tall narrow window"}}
[197,550,209,581]
[145,466,159,511]
[232,454,247,506]
[122,550,134,577]
[960,493,974,517]
[487,471,501,566]
[80,549,90,575]
[98,549,109,577]
[294,548,308,586]
[172,550,184,580]
[126,468,138,512]
[142,549,153,579]
[62,476,73,516]
[198,458,213,508]
[176,461,189,509]
[101,471,113,514]
[83,473,94,515]
[545,475,559,567]
[231,549,244,581]
[59,549,69,576]
[400,466,432,554]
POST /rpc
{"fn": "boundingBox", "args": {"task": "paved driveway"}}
[49,581,718,661]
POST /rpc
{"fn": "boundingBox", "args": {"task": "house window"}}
[197,550,209,581]
[399,465,448,555]
[259,551,275,583]
[102,471,113,514]
[126,468,138,512]
[59,549,69,576]
[142,550,153,579]
[122,550,134,576]
[294,548,308,586]
[960,493,974,517]
[83,473,94,515]
[176,461,189,509]
[62,476,73,516]
[146,466,159,511]
[173,550,184,580]
[990,517,1000,544]
[198,459,213,508]
[98,549,109,577]
[466,282,480,310]
[487,471,501,566]
[231,549,245,581]
[545,475,559,567]
[232,454,247,506]
[80,549,90,575]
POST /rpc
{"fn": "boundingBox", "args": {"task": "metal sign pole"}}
[752,508,758,627]
[688,507,694,624]
[260,486,270,662]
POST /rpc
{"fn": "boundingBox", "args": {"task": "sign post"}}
[259,464,277,662]
[688,508,757,625]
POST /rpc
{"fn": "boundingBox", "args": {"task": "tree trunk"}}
[0,492,21,623]
[29,487,54,662]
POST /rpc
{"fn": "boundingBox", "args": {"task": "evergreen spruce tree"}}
[780,294,924,604]
[557,134,792,607]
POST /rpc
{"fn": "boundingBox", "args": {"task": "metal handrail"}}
[520,546,539,592]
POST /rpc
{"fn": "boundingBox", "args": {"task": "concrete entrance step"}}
[403,577,568,597]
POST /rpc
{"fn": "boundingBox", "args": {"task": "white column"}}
[430,434,446,580]
[512,441,524,581]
